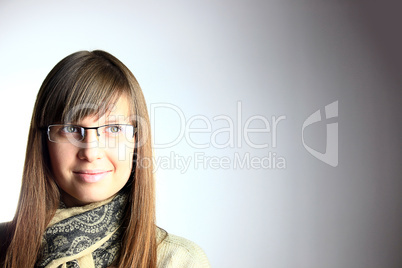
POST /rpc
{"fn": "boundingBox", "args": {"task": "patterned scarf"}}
[36,193,127,268]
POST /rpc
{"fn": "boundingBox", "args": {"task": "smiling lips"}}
[73,170,112,183]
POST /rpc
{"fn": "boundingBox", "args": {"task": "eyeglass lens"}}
[48,124,135,143]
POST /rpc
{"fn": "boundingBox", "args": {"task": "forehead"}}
[78,95,133,124]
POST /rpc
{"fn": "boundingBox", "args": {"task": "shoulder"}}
[156,228,211,268]
[0,221,9,244]
[0,221,6,232]
[0,222,11,262]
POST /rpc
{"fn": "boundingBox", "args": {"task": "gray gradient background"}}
[0,1,401,267]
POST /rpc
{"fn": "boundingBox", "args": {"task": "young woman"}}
[0,50,210,268]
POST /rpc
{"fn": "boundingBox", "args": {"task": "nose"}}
[77,129,104,162]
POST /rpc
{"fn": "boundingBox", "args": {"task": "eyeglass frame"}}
[43,123,137,143]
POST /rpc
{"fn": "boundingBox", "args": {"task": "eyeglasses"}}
[46,124,137,144]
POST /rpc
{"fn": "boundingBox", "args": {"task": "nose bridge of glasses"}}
[81,126,101,142]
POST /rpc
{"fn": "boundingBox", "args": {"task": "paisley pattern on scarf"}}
[36,194,127,268]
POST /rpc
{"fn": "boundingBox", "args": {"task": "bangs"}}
[38,53,135,127]
[60,76,129,124]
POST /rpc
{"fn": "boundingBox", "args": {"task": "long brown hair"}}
[1,50,157,267]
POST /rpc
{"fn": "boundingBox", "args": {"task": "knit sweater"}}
[156,228,211,267]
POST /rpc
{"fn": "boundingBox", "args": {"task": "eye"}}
[107,125,122,133]
[61,126,79,133]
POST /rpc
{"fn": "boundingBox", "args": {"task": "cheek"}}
[47,143,75,174]
[112,143,135,175]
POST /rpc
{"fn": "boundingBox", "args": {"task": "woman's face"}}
[47,95,135,207]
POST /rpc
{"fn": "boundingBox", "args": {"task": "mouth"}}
[73,170,112,183]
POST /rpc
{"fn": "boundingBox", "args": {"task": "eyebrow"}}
[58,116,131,126]
[104,118,131,124]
